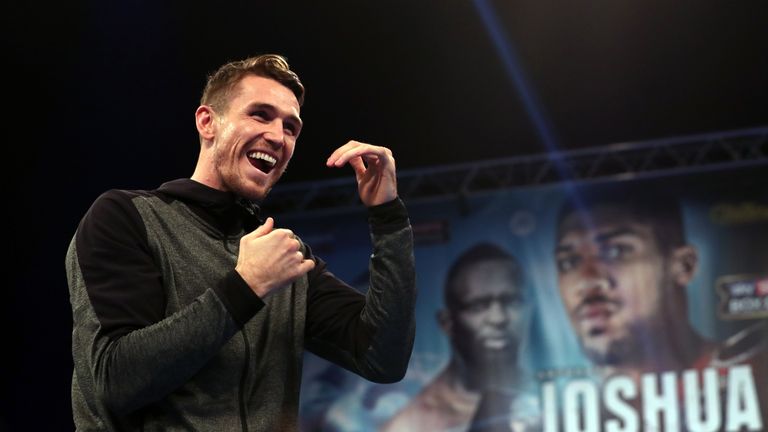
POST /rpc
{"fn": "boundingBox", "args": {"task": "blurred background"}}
[6,0,767,430]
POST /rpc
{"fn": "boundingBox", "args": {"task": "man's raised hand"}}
[326,140,398,207]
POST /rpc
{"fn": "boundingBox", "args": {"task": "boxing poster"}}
[285,164,767,432]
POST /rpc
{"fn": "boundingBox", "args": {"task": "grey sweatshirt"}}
[66,179,416,431]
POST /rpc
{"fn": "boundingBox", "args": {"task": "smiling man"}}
[66,54,416,431]
[382,243,535,432]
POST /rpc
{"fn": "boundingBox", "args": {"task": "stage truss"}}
[262,126,768,216]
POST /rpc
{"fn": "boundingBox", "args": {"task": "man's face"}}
[446,259,526,370]
[208,75,302,201]
[555,207,671,364]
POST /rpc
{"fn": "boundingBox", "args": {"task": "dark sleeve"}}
[73,190,166,336]
[66,190,262,414]
[304,197,416,383]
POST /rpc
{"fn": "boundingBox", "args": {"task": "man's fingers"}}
[299,258,316,274]
[252,217,274,237]
[330,147,389,169]
[327,140,392,167]
[326,141,360,167]
[348,156,366,178]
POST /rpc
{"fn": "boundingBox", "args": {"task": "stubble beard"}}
[460,342,519,390]
[582,335,632,367]
[580,320,654,368]
[213,147,288,202]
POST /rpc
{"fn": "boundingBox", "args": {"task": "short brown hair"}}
[556,183,687,255]
[200,54,305,111]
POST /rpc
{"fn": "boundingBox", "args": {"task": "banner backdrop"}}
[286,165,767,432]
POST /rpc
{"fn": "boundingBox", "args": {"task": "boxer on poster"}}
[382,243,539,432]
[550,185,768,431]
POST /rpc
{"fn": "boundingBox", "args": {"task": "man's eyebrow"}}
[246,102,303,126]
[461,291,523,304]
[594,227,639,243]
[554,226,641,254]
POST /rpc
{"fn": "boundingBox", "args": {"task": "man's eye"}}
[466,302,483,312]
[284,124,298,136]
[500,294,523,307]
[602,244,633,261]
[463,300,489,312]
[557,255,579,273]
[251,111,268,120]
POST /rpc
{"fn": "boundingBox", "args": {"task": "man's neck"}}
[448,354,521,392]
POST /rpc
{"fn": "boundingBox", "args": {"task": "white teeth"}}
[247,151,277,167]
[484,339,508,349]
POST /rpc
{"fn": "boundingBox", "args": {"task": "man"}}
[381,243,535,432]
[66,54,416,431]
[554,185,767,429]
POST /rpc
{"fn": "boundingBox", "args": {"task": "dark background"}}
[6,0,767,430]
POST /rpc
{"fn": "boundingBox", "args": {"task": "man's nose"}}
[263,120,285,148]
[486,301,509,324]
[579,252,612,278]
[577,255,614,295]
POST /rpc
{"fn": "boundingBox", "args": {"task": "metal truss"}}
[262,126,768,216]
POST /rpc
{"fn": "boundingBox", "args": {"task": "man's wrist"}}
[368,197,409,235]
[213,270,265,327]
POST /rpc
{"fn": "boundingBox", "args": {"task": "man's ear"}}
[670,244,698,286]
[437,309,453,336]
[195,105,216,141]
